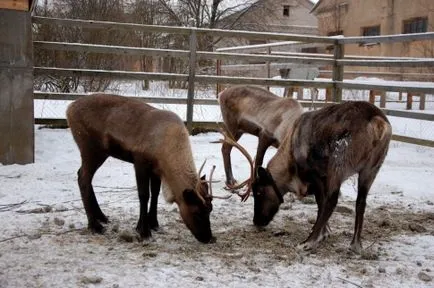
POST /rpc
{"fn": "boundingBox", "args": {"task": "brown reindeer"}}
[224,101,392,253]
[66,94,217,243]
[218,85,303,200]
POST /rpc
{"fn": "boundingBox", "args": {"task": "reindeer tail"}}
[370,116,392,142]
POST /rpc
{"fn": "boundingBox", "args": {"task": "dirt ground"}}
[1,191,433,288]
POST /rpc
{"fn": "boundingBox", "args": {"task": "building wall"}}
[314,0,434,59]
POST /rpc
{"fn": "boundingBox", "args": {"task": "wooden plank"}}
[338,58,434,67]
[338,32,434,45]
[34,67,189,82]
[391,135,434,148]
[34,67,334,88]
[195,75,333,88]
[32,16,336,44]
[34,118,223,134]
[0,0,28,11]
[32,117,434,148]
[33,92,193,104]
[338,82,434,94]
[33,41,335,66]
[382,109,434,121]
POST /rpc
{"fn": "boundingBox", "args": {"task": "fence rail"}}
[32,16,434,147]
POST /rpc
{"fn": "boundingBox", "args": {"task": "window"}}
[362,25,380,36]
[283,5,290,17]
[403,17,428,34]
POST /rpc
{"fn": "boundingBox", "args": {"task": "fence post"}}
[216,59,221,97]
[332,42,344,103]
[0,7,34,165]
[266,47,271,90]
[186,28,197,134]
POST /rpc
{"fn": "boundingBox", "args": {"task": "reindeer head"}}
[252,167,284,226]
[252,159,308,227]
[179,163,222,244]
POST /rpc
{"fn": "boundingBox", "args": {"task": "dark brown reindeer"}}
[218,85,303,200]
[66,94,219,243]
[224,101,392,253]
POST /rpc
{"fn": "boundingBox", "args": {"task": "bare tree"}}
[34,0,133,92]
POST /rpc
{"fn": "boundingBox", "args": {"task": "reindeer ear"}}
[183,189,200,205]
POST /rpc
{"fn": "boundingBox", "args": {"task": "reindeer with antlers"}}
[221,101,392,253]
[218,85,303,200]
[67,94,228,243]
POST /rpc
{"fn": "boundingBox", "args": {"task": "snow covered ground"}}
[0,128,433,287]
[1,78,433,287]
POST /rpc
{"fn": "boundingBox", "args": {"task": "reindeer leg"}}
[311,178,331,240]
[350,167,379,253]
[77,151,108,234]
[255,130,277,169]
[299,187,339,251]
[149,172,161,231]
[134,161,152,240]
[222,131,242,186]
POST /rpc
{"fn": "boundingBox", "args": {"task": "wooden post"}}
[186,29,197,134]
[332,43,344,103]
[420,94,426,110]
[266,47,271,90]
[325,87,333,102]
[0,6,34,165]
[406,93,412,110]
[369,90,375,104]
[379,91,386,108]
[296,87,303,100]
[216,59,221,97]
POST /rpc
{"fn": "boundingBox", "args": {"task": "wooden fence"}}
[32,16,434,147]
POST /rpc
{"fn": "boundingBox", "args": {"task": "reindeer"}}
[218,85,303,200]
[66,94,221,243]
[222,101,392,253]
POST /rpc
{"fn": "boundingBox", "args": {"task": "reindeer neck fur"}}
[157,125,200,204]
[266,130,296,196]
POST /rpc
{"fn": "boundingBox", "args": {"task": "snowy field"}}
[34,78,434,141]
[0,128,433,287]
[1,79,433,287]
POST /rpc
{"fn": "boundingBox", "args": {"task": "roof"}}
[310,0,323,14]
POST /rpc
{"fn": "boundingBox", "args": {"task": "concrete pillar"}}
[0,8,34,165]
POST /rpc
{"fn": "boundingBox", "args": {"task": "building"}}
[311,0,434,78]
[215,0,320,79]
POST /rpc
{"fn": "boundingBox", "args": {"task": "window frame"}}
[283,5,290,17]
[361,25,381,37]
[403,17,428,34]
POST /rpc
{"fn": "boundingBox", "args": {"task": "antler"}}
[216,129,255,202]
[208,165,232,200]
[198,159,207,177]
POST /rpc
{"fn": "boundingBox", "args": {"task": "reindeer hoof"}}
[89,221,106,234]
[96,213,109,224]
[349,242,363,254]
[297,241,318,252]
[136,225,152,240]
[150,222,159,231]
